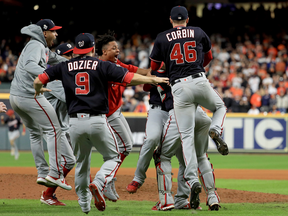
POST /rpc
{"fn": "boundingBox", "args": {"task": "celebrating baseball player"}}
[1,109,25,160]
[40,43,76,206]
[149,5,228,208]
[9,19,72,191]
[96,31,151,201]
[33,32,168,214]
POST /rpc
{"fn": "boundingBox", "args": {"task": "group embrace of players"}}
[9,5,228,214]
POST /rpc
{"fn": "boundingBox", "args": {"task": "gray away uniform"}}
[9,24,67,179]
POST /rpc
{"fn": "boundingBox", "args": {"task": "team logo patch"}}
[57,49,61,54]
[43,24,48,30]
[78,41,84,47]
[67,44,72,48]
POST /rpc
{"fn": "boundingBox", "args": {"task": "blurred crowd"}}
[2,3,288,114]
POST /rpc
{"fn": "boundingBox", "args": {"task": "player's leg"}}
[194,107,220,210]
[171,83,199,188]
[83,115,120,211]
[194,80,228,155]
[8,130,20,159]
[127,108,168,193]
[69,117,93,213]
[10,95,50,179]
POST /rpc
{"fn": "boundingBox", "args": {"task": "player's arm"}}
[203,50,213,67]
[23,43,46,76]
[116,59,151,76]
[47,50,67,65]
[149,37,163,71]
[127,73,168,86]
[33,64,63,97]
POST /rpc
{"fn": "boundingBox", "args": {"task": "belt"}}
[69,113,101,118]
[171,72,204,86]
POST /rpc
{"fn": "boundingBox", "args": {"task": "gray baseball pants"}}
[69,114,121,203]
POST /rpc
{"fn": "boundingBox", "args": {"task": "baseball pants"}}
[10,95,63,179]
[69,114,121,203]
[133,106,169,184]
[107,107,133,156]
[171,74,226,187]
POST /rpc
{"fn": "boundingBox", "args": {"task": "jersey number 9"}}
[170,41,197,64]
[75,72,90,95]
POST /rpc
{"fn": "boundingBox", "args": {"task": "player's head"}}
[56,43,74,60]
[96,31,119,63]
[73,33,95,56]
[36,19,62,47]
[6,109,14,118]
[170,6,189,26]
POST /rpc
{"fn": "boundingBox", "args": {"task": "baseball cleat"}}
[36,177,57,187]
[40,191,66,206]
[209,129,229,155]
[207,195,221,211]
[190,182,202,209]
[208,203,221,211]
[151,201,174,211]
[126,181,141,193]
[103,181,118,202]
[174,202,202,210]
[45,176,72,191]
[89,183,106,211]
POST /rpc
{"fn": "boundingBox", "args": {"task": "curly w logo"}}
[78,41,84,47]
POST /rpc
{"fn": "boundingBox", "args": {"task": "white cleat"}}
[45,176,72,190]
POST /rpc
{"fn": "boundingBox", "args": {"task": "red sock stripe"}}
[34,98,60,177]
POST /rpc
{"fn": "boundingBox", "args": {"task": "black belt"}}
[171,73,203,86]
[69,113,101,118]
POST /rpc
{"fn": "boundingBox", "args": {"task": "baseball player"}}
[40,43,76,206]
[96,31,151,201]
[33,33,168,214]
[150,81,221,210]
[126,65,169,193]
[9,19,72,191]
[149,5,228,205]
[1,109,26,160]
[0,102,7,113]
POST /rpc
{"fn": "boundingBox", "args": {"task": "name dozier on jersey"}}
[68,60,98,71]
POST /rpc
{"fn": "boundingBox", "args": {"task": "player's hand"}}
[151,77,169,85]
[0,102,7,113]
[34,88,51,98]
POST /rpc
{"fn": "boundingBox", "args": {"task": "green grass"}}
[0,199,288,216]
[215,179,288,195]
[1,152,288,170]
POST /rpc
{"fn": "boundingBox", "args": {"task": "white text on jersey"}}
[68,60,98,71]
[166,29,194,42]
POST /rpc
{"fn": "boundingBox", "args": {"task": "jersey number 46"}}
[170,41,197,64]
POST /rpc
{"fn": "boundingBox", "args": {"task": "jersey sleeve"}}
[149,36,164,63]
[200,28,211,53]
[116,59,138,73]
[102,61,132,83]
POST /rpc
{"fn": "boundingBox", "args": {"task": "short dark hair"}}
[95,30,116,56]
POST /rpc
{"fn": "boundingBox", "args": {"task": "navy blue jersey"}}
[44,56,130,115]
[149,70,173,112]
[4,116,22,132]
[150,26,211,83]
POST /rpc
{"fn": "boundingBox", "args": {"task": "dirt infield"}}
[1,167,288,204]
